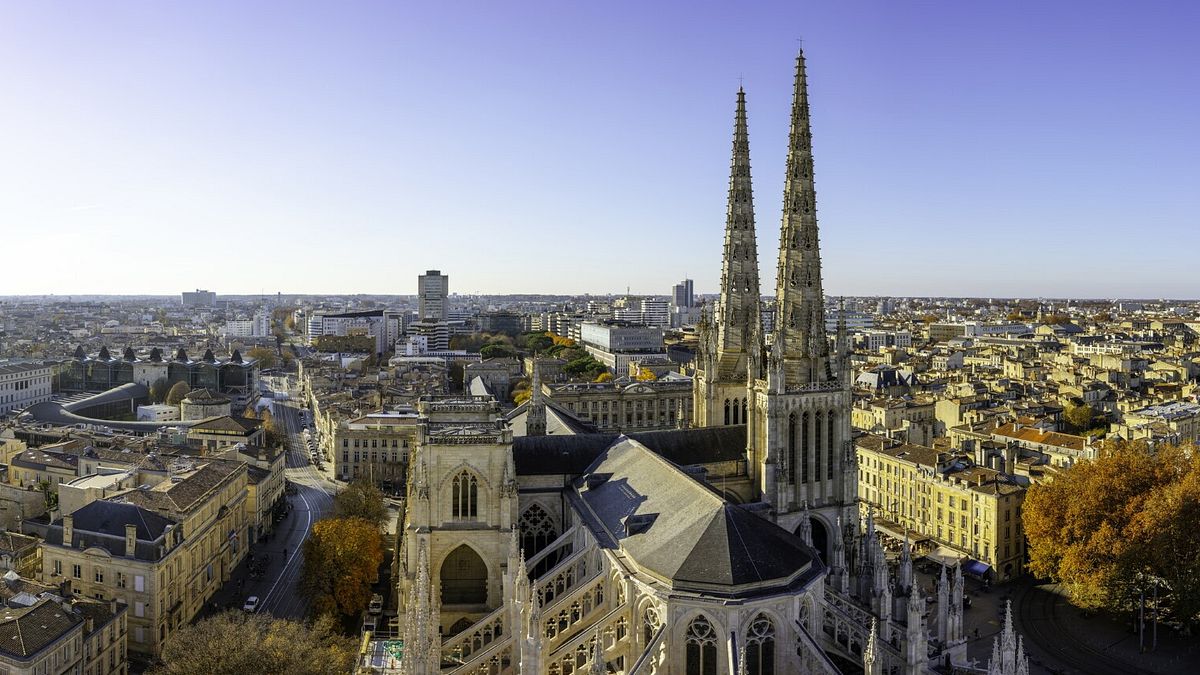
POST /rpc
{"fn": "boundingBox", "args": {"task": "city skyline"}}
[2,1,1198,297]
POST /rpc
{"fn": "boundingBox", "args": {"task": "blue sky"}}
[1,1,1197,298]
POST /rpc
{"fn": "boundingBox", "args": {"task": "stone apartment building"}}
[856,436,1028,582]
[0,594,128,675]
[544,377,693,433]
[333,410,420,485]
[32,457,248,658]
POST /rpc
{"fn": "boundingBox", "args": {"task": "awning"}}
[923,545,966,567]
[964,559,992,577]
[873,517,930,544]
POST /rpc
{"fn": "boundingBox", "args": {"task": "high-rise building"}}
[671,278,695,309]
[418,270,449,321]
[180,289,216,307]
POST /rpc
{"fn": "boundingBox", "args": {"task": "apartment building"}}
[856,436,1027,581]
[0,362,54,416]
[333,411,420,484]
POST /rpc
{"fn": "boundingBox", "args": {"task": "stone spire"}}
[589,635,606,674]
[526,358,547,437]
[402,541,439,675]
[937,565,950,644]
[906,583,927,675]
[772,47,832,386]
[714,87,763,380]
[898,531,913,595]
[864,619,883,675]
[797,501,813,546]
[986,602,1030,675]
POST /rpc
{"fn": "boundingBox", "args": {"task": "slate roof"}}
[10,449,78,472]
[513,425,746,476]
[573,436,819,594]
[116,460,244,514]
[44,501,178,561]
[0,599,82,659]
[506,400,598,437]
[188,416,258,434]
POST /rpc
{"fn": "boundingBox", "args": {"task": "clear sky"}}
[2,1,1197,298]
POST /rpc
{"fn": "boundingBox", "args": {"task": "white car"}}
[243,596,260,613]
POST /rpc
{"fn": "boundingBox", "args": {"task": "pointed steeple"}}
[864,619,883,675]
[713,87,763,379]
[526,358,547,437]
[773,48,831,385]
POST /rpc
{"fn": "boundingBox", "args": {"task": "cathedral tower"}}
[747,48,856,553]
[694,87,763,428]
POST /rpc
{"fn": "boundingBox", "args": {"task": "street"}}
[205,374,341,620]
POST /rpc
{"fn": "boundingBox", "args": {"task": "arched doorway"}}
[441,545,487,605]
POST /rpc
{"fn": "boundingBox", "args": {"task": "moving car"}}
[243,596,260,613]
[369,594,383,614]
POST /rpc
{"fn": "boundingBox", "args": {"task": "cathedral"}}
[392,50,1030,675]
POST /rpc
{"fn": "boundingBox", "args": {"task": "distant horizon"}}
[3,2,1198,297]
[2,292,1197,304]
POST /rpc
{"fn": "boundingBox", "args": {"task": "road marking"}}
[262,489,312,610]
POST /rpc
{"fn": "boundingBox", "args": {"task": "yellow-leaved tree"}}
[1023,441,1200,626]
[301,517,383,618]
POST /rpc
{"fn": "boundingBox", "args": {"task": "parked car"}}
[369,594,383,615]
[243,596,260,613]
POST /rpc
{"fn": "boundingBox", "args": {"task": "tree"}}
[333,480,387,528]
[165,381,191,405]
[301,517,384,618]
[153,610,356,675]
[1062,403,1095,433]
[258,407,283,447]
[594,372,613,383]
[480,343,517,360]
[246,346,278,369]
[635,369,658,382]
[1023,441,1200,628]
[149,377,171,404]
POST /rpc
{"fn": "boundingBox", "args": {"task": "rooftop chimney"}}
[62,515,73,545]
[125,523,137,555]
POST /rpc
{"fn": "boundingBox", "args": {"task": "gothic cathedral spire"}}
[717,87,763,372]
[773,48,831,386]
[693,87,762,428]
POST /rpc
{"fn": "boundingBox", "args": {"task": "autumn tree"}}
[153,610,356,675]
[1023,441,1200,627]
[333,479,387,528]
[594,372,613,383]
[165,381,191,405]
[300,517,383,618]
[149,377,171,403]
[635,369,658,382]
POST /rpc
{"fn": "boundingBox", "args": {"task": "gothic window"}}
[724,399,731,426]
[799,412,809,483]
[452,470,479,519]
[827,413,836,481]
[745,614,776,675]
[519,504,558,561]
[814,411,823,481]
[787,413,797,480]
[441,545,487,605]
[731,398,740,425]
[685,615,718,675]
[642,606,661,646]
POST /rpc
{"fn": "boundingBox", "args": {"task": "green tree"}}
[1062,403,1095,432]
[332,479,387,528]
[153,611,356,675]
[246,346,278,369]
[1023,441,1200,628]
[149,377,171,404]
[480,343,517,360]
[301,517,384,618]
[165,381,191,405]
